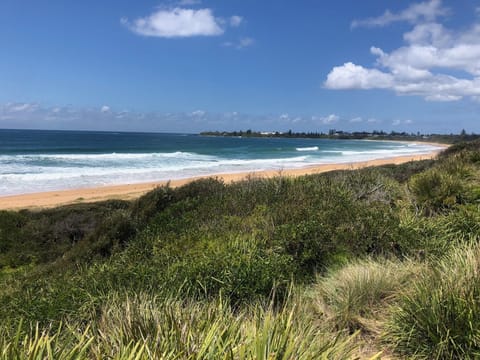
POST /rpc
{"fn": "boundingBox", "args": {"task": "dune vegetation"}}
[1,140,480,358]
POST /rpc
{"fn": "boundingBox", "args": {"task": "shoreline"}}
[0,145,447,211]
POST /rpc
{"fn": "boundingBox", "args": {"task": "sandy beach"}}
[0,145,447,211]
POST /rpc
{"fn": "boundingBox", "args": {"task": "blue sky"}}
[0,0,479,133]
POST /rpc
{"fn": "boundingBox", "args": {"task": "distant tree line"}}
[200,128,479,144]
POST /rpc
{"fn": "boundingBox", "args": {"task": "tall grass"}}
[0,322,93,360]
[386,243,480,359]
[312,258,422,333]
[0,292,357,359]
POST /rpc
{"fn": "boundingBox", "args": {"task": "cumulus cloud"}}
[122,7,224,38]
[351,0,448,28]
[326,1,480,102]
[101,105,110,113]
[325,62,394,89]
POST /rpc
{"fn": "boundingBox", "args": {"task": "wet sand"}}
[0,145,447,211]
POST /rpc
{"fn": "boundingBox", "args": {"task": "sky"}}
[0,0,479,133]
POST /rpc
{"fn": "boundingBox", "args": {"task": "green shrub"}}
[409,168,467,214]
[160,235,294,304]
[173,176,226,202]
[131,185,174,223]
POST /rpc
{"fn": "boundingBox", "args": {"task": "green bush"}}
[131,185,174,223]
[0,201,131,268]
[159,235,294,304]
[409,168,467,214]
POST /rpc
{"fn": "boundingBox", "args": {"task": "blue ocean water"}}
[0,129,443,196]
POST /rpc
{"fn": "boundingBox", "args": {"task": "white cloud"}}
[223,37,254,49]
[375,23,480,76]
[122,7,223,38]
[312,114,339,124]
[351,0,448,28]
[229,15,243,27]
[6,103,39,112]
[326,2,480,102]
[325,62,394,89]
[101,105,110,113]
[392,119,414,126]
[279,113,289,120]
[393,119,413,126]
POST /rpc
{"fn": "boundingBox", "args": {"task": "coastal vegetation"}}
[200,129,480,144]
[1,140,480,358]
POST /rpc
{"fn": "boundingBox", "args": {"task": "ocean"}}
[0,129,443,196]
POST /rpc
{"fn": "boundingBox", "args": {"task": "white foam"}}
[296,146,319,152]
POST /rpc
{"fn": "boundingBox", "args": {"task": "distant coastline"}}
[200,129,478,144]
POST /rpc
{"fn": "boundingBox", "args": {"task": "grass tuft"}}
[313,258,422,333]
[385,243,480,359]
